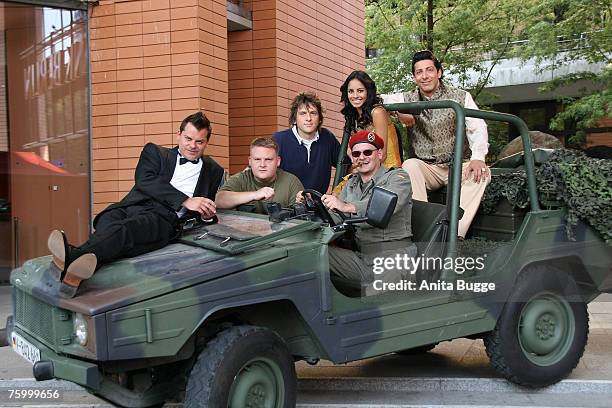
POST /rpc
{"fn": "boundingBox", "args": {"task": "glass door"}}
[0,2,90,281]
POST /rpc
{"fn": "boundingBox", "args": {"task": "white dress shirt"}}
[170,154,202,217]
[291,126,319,163]
[463,93,489,162]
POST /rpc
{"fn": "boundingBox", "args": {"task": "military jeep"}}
[5,103,612,407]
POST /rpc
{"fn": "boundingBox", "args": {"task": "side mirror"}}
[366,187,397,228]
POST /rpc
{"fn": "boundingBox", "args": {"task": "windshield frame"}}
[179,210,321,255]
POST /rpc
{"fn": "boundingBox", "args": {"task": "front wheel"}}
[484,266,588,387]
[184,325,296,408]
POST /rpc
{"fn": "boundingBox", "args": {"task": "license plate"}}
[11,331,41,365]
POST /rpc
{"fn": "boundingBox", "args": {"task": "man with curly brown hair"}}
[273,92,340,193]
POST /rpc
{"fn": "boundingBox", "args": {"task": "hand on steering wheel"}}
[301,189,338,226]
[301,189,350,226]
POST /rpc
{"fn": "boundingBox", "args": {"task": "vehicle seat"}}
[410,200,446,281]
[411,200,447,258]
[331,200,457,297]
[411,200,463,281]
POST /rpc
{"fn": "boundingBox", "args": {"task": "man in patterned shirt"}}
[395,50,490,238]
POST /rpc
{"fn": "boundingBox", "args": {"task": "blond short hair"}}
[250,137,279,154]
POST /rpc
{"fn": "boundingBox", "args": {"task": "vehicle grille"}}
[14,289,56,347]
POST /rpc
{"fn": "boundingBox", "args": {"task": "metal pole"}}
[464,108,540,212]
[333,126,352,188]
[385,101,465,262]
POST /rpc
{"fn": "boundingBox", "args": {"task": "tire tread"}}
[484,266,589,387]
[184,325,266,408]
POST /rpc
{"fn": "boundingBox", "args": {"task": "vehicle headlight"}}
[73,313,88,346]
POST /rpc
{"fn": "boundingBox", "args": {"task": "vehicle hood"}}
[11,243,287,315]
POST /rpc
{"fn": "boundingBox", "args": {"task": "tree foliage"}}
[366,0,610,143]
[365,0,525,96]
[519,0,611,144]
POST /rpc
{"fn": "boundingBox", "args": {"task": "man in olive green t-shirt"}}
[216,137,304,214]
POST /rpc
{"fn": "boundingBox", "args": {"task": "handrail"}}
[385,101,465,261]
[333,127,351,188]
[383,101,541,262]
[464,108,540,213]
[333,101,539,268]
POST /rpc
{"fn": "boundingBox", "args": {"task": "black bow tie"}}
[179,157,200,165]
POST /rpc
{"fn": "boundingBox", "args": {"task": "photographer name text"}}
[373,279,495,293]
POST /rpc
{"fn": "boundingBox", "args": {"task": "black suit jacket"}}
[94,143,224,227]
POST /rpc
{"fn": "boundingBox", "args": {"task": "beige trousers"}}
[402,158,490,238]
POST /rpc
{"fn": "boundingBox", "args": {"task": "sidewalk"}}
[1,285,612,406]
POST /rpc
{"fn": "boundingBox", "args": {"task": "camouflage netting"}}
[458,237,508,255]
[482,149,612,245]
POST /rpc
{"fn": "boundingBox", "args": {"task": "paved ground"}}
[1,286,611,407]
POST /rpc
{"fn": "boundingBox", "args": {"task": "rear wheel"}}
[484,266,588,387]
[184,325,296,408]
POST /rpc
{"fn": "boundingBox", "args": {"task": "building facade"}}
[0,0,365,281]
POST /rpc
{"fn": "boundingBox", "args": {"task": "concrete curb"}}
[0,378,83,391]
[297,377,612,394]
[297,405,601,408]
[3,376,612,394]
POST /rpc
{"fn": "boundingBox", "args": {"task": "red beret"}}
[349,130,384,150]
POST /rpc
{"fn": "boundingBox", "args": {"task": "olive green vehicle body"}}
[8,104,612,406]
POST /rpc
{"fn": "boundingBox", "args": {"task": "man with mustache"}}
[316,130,416,294]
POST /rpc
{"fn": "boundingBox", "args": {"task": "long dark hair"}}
[340,70,383,133]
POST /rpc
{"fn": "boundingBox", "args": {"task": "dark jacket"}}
[273,127,340,193]
[94,143,224,227]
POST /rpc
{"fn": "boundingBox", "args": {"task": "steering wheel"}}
[301,189,337,226]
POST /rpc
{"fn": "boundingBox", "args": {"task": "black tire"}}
[395,342,438,355]
[0,328,7,347]
[484,266,589,387]
[184,325,296,408]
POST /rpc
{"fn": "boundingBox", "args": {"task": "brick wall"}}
[89,0,365,212]
[227,0,365,174]
[89,0,229,214]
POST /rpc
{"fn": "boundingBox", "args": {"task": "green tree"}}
[518,0,611,144]
[365,0,525,97]
[366,0,610,146]
[365,0,527,159]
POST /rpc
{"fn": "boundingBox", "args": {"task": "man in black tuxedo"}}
[48,111,224,298]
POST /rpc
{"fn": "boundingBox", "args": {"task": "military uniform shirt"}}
[340,165,413,247]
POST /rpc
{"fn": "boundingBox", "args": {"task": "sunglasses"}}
[351,149,376,158]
